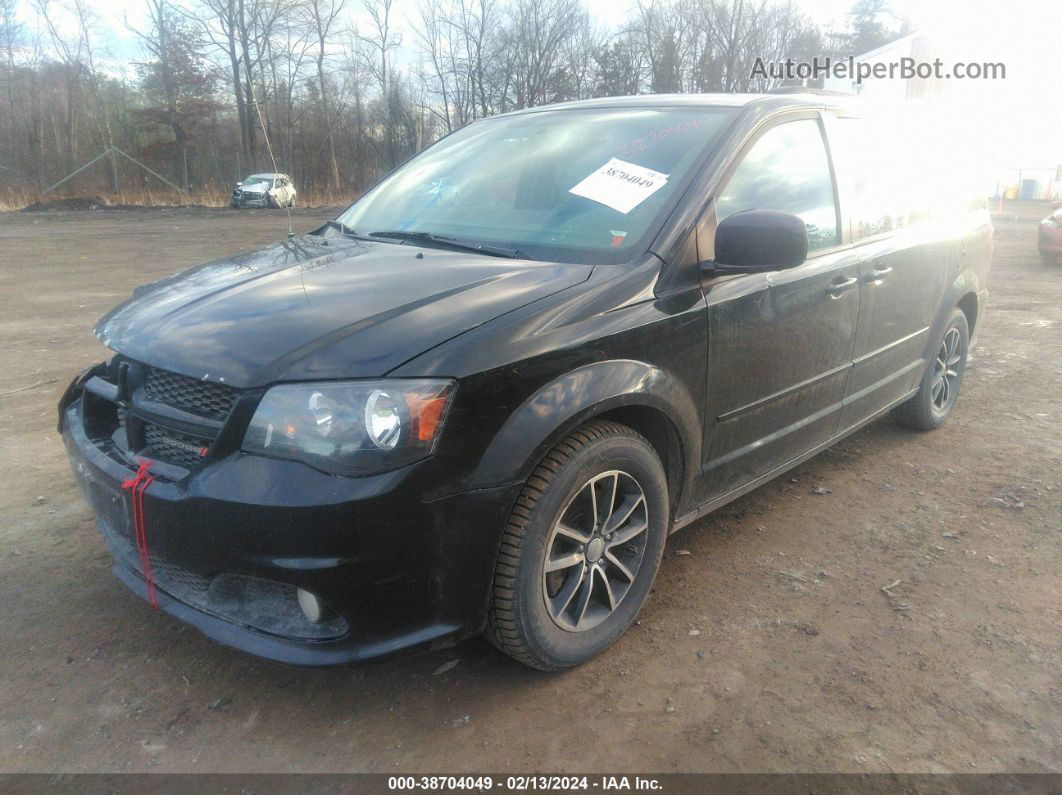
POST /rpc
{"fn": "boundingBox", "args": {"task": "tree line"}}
[0,0,905,199]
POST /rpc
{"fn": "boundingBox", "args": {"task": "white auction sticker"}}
[569,158,669,214]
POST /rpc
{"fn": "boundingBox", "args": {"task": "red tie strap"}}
[121,459,159,609]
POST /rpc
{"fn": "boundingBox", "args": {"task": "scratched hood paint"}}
[96,234,592,387]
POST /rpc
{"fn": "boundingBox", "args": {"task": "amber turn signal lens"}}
[405,393,449,442]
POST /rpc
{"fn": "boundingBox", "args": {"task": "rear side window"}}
[830,117,913,239]
[717,119,840,251]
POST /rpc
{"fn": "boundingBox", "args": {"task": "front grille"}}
[143,422,212,469]
[79,360,242,474]
[144,368,238,420]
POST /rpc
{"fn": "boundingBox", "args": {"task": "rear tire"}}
[892,308,969,431]
[486,420,669,670]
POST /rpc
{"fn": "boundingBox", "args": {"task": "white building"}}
[823,33,1060,200]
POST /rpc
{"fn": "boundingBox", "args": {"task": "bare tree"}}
[461,0,498,119]
[1,0,844,201]
[33,0,83,171]
[303,0,344,189]
[507,0,585,108]
[558,15,603,100]
[129,0,192,186]
[1,0,20,127]
[359,0,402,169]
[413,0,455,131]
[340,26,371,187]
[194,0,290,170]
[194,0,252,168]
[260,11,312,173]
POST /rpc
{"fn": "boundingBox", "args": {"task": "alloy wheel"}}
[931,327,962,412]
[542,470,649,632]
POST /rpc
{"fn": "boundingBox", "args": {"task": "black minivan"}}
[60,93,992,670]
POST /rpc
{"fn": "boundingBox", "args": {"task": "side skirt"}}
[671,387,919,533]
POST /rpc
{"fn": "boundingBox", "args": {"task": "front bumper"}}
[62,396,519,665]
[230,192,269,208]
[1039,226,1062,255]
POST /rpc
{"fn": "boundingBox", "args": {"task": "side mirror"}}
[705,209,808,274]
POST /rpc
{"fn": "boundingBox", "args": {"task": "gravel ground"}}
[0,203,1058,773]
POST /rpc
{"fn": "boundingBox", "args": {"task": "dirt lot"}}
[0,204,1058,774]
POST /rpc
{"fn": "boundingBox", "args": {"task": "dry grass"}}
[0,184,357,212]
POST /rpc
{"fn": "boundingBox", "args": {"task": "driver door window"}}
[716,119,840,251]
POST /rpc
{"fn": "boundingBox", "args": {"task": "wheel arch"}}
[470,360,700,521]
[956,291,978,337]
[928,261,984,363]
[592,403,686,519]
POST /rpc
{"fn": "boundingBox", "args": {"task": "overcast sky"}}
[18,0,1051,71]
[16,0,881,61]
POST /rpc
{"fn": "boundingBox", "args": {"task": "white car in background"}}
[230,173,297,209]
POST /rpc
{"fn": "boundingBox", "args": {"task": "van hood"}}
[96,234,592,387]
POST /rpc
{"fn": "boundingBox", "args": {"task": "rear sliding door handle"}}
[866,263,893,282]
[827,276,858,297]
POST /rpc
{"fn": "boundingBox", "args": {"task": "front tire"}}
[486,420,669,670]
[892,308,969,431]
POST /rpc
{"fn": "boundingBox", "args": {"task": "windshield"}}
[336,107,736,264]
[243,176,272,188]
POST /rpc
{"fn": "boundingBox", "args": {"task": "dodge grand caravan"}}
[60,94,992,670]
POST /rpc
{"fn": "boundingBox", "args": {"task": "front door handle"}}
[827,276,858,297]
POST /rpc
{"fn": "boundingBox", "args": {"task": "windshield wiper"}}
[367,230,523,259]
[321,219,373,240]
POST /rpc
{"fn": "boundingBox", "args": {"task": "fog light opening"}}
[296,588,335,624]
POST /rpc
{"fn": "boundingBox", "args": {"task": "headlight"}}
[242,379,455,475]
[364,389,401,449]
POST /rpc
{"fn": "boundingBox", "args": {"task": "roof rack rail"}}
[766,86,855,96]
